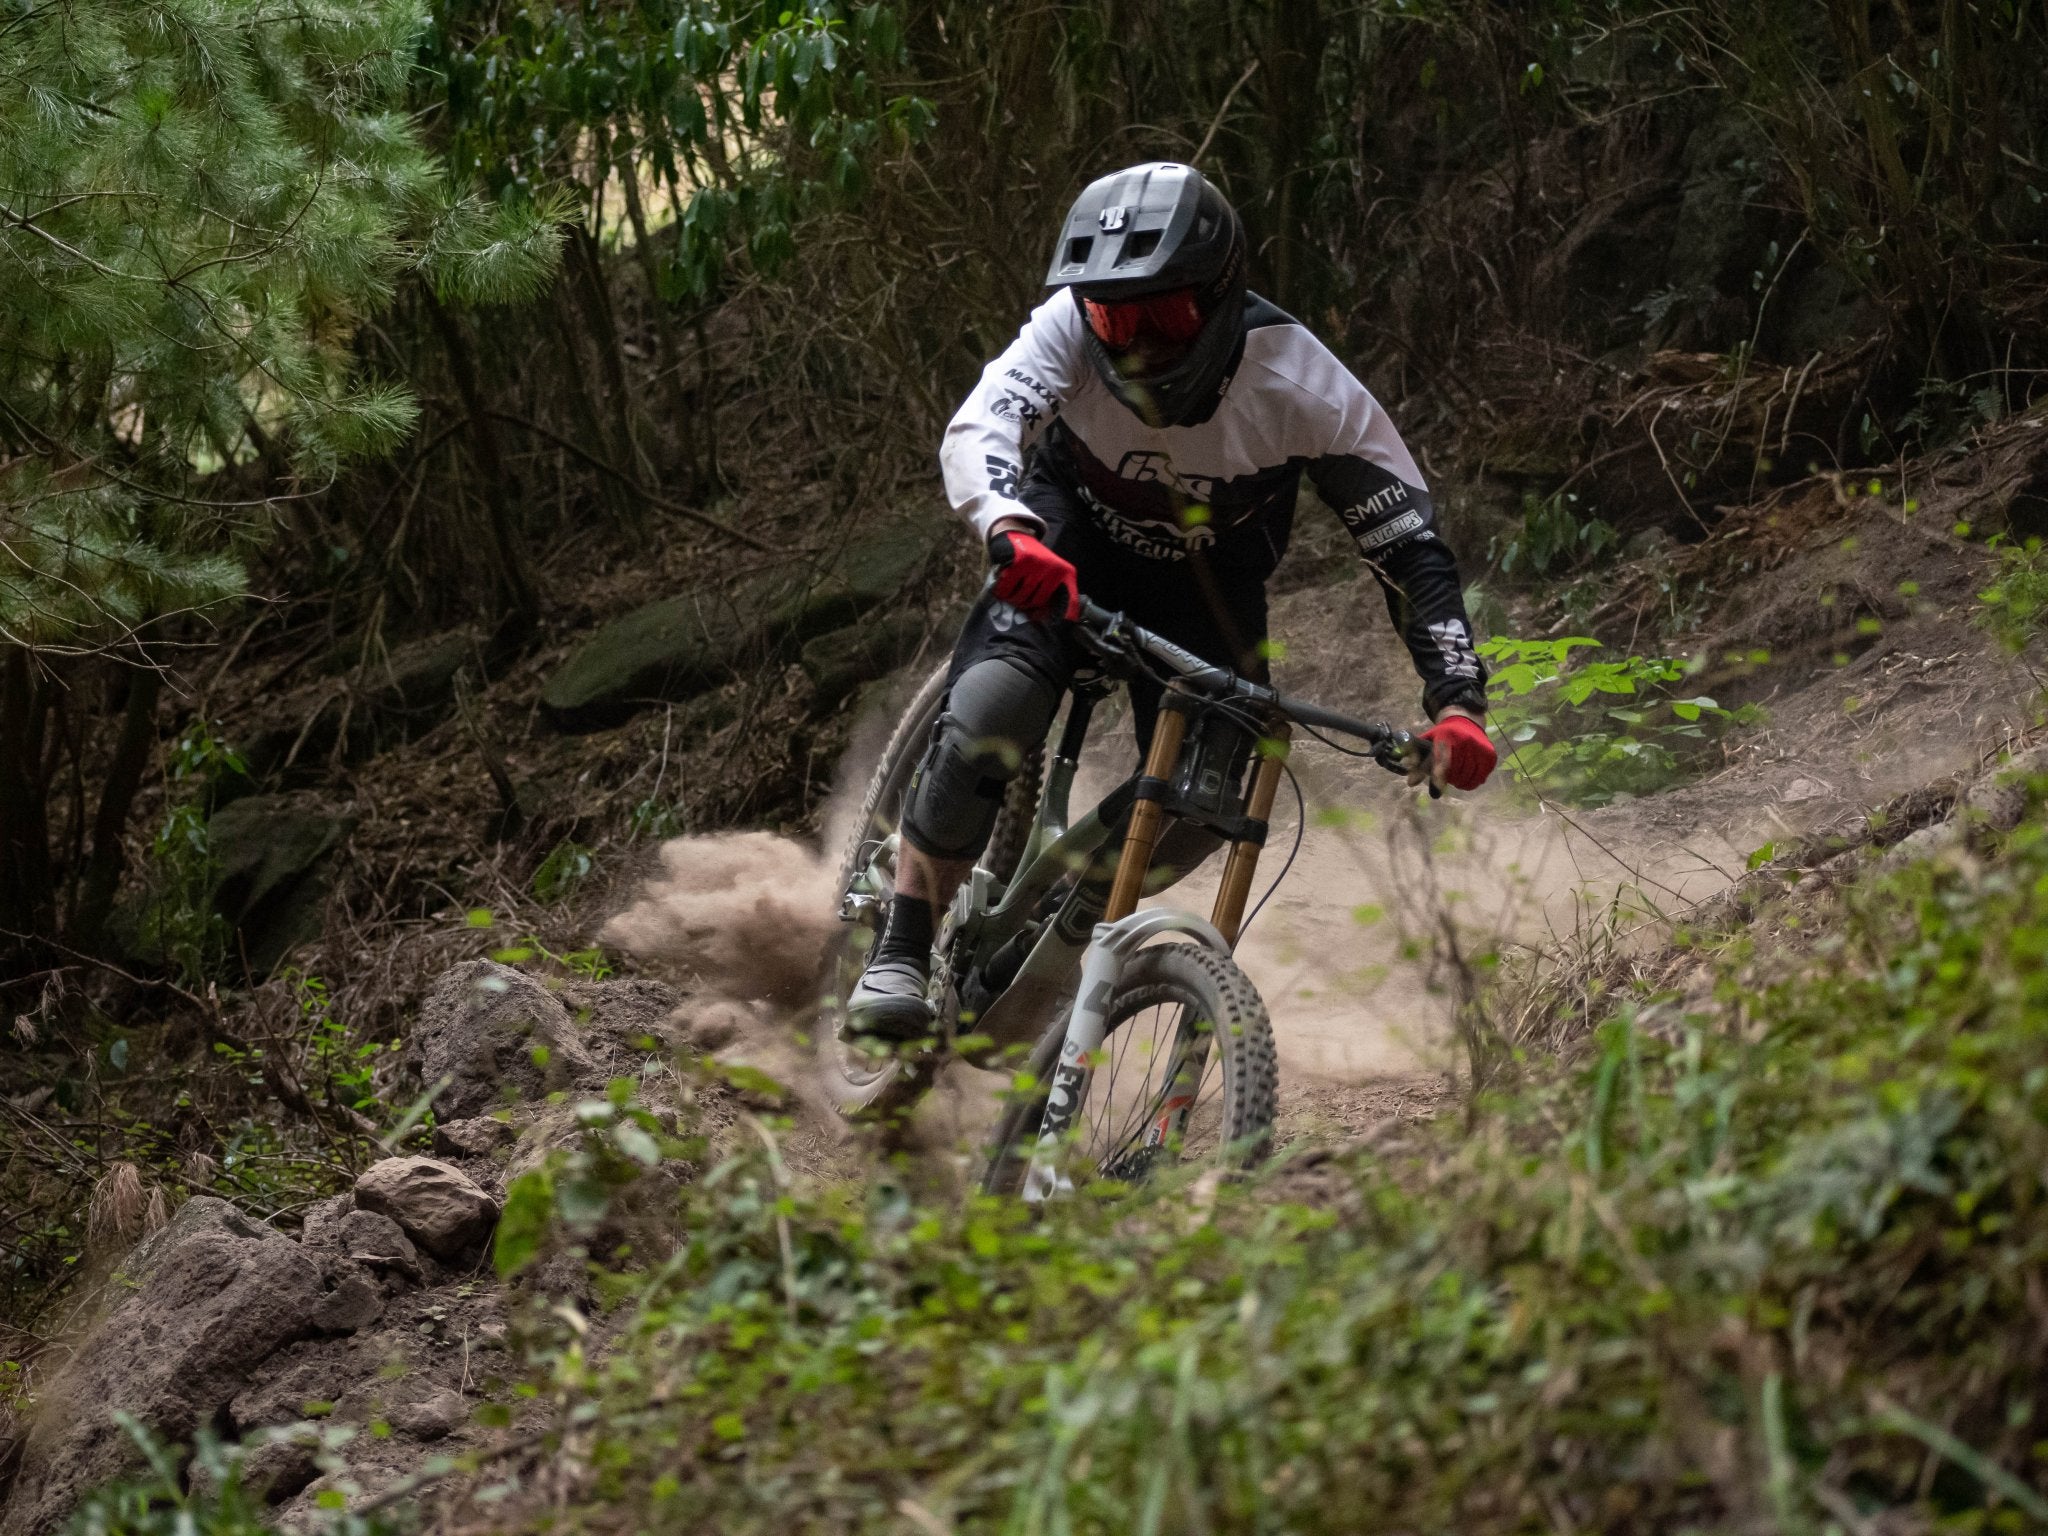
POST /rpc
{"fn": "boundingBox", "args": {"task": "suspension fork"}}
[1140,725,1291,1150]
[1023,701,1197,1203]
[1101,700,1188,923]
[1209,724,1290,947]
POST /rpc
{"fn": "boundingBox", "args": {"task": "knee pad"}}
[900,659,1059,861]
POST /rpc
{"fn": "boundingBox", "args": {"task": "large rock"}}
[353,1159,497,1262]
[0,1198,325,1536]
[1961,744,2048,834]
[538,577,784,733]
[800,608,934,712]
[539,527,941,732]
[205,795,353,975]
[409,961,598,1120]
[336,1209,423,1280]
[764,525,940,648]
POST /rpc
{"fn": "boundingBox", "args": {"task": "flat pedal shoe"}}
[846,958,935,1043]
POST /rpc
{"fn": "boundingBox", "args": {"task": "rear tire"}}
[818,662,1043,1121]
[977,943,1277,1196]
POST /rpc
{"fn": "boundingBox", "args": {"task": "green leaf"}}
[493,1169,555,1277]
[613,1121,661,1167]
[1747,842,1777,870]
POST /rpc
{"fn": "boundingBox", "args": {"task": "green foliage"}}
[290,971,395,1121]
[492,808,2048,1531]
[1977,536,2048,655]
[1482,636,1757,805]
[627,795,684,841]
[530,840,597,903]
[0,0,562,650]
[494,1080,697,1278]
[425,0,929,298]
[69,1413,393,1536]
[131,725,246,985]
[1489,490,1617,579]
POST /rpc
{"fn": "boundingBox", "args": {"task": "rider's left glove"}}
[988,531,1081,622]
[1419,714,1496,791]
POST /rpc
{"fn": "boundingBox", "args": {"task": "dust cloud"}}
[600,831,838,1006]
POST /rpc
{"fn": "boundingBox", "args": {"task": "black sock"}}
[874,894,935,968]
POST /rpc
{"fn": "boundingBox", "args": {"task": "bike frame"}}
[839,600,1413,1194]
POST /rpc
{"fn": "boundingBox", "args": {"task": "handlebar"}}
[1071,596,1441,794]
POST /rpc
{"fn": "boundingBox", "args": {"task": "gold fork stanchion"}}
[1210,724,1290,948]
[1101,704,1188,923]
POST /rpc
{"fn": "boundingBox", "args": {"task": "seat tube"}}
[1103,701,1187,922]
[1210,725,1290,947]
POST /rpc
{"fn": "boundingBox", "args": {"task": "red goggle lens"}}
[1082,288,1205,350]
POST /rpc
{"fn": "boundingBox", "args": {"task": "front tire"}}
[977,943,1277,1196]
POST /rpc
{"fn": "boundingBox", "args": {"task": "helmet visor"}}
[1082,288,1205,354]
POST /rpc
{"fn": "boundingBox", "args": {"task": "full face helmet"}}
[1044,162,1248,428]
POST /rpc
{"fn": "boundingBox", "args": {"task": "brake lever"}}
[1372,730,1443,800]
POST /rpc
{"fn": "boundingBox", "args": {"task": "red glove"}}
[988,531,1080,621]
[1419,714,1496,791]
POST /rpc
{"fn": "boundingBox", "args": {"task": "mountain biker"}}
[848,161,1497,1039]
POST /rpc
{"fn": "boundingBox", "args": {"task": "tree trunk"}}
[616,145,700,494]
[423,288,539,627]
[0,646,56,964]
[1260,0,1325,314]
[565,220,658,484]
[66,656,162,955]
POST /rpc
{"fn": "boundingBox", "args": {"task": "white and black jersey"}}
[942,290,1486,714]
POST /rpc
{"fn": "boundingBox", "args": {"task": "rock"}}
[189,1431,321,1506]
[538,575,785,733]
[800,609,932,711]
[1876,820,1965,874]
[431,1116,515,1161]
[410,961,598,1120]
[1,1198,325,1536]
[204,795,354,975]
[336,1210,422,1279]
[557,976,687,1058]
[540,529,940,733]
[763,525,941,648]
[385,1385,466,1442]
[311,1263,385,1334]
[239,629,498,784]
[1961,744,2048,833]
[353,1159,497,1262]
[298,1193,355,1254]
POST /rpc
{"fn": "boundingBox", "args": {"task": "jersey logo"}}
[1005,367,1056,404]
[1098,204,1127,233]
[1116,450,1216,502]
[1350,509,1425,551]
[1428,619,1482,681]
[987,388,1043,428]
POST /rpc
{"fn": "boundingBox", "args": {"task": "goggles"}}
[1081,287,1205,351]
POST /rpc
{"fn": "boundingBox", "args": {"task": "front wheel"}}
[978,943,1278,1197]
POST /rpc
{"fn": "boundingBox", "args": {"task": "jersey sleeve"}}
[1298,350,1487,716]
[940,295,1089,542]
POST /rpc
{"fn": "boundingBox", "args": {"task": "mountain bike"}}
[818,598,1430,1198]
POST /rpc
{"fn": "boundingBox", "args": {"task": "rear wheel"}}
[817,662,1043,1121]
[978,943,1277,1196]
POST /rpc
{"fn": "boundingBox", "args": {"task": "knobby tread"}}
[977,941,1278,1193]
